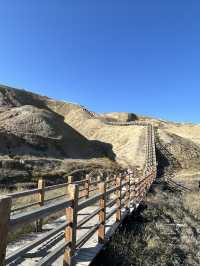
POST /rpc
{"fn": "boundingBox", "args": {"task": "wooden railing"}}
[0,124,157,265]
[0,169,156,266]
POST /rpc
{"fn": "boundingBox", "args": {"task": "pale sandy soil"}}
[88,124,147,169]
[63,112,147,169]
[44,102,147,170]
[173,169,200,190]
[163,124,200,145]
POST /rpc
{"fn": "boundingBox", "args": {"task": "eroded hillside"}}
[1,84,200,191]
[0,85,146,183]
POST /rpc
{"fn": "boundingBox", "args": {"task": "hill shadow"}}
[0,125,116,161]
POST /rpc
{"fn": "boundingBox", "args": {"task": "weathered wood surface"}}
[6,175,155,265]
[6,196,132,266]
[0,196,12,266]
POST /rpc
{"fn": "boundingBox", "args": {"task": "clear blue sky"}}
[0,1,200,123]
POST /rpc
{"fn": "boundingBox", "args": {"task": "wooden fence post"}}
[147,175,151,190]
[125,175,130,211]
[63,184,78,266]
[131,178,135,199]
[97,175,101,183]
[67,176,73,195]
[141,182,145,198]
[138,180,143,201]
[36,178,45,232]
[85,174,90,199]
[106,174,111,198]
[0,196,12,266]
[116,176,122,222]
[68,176,73,184]
[98,182,106,244]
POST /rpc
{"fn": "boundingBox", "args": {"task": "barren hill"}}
[0,85,200,190]
[0,85,146,183]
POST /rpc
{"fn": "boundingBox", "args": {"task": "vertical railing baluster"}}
[0,196,11,266]
[67,176,73,195]
[98,181,106,244]
[36,177,45,232]
[125,174,130,211]
[116,176,121,222]
[63,184,78,266]
[85,174,90,199]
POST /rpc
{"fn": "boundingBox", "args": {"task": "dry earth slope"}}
[0,85,146,185]
[1,85,200,188]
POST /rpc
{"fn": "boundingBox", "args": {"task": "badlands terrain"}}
[0,85,200,265]
[0,84,200,188]
[0,85,147,186]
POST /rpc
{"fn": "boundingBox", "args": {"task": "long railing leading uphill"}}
[155,129,191,192]
[0,118,157,266]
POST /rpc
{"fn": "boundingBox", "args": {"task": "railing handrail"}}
[0,123,158,266]
[9,198,72,230]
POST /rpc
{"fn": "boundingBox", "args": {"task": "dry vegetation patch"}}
[183,192,200,220]
[95,180,200,266]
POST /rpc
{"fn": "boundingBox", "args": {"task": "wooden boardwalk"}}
[1,124,157,266]
[74,203,132,266]
[6,190,134,266]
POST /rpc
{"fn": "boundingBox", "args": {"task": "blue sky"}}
[0,1,200,123]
